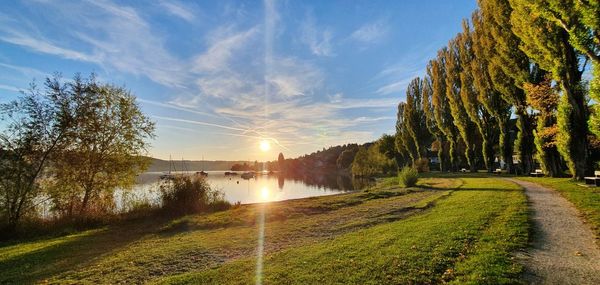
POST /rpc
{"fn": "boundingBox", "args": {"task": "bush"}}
[160,176,231,215]
[413,158,430,173]
[399,167,419,187]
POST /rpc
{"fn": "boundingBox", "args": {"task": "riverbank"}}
[0,176,529,284]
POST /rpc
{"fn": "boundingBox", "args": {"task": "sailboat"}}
[195,155,208,177]
[160,155,176,180]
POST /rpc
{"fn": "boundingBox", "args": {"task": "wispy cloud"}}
[300,12,334,56]
[0,84,21,92]
[0,31,98,63]
[0,0,187,88]
[193,26,259,73]
[160,1,197,22]
[350,19,388,45]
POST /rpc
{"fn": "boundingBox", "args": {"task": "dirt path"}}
[506,178,600,285]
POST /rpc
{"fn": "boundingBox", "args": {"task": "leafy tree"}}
[444,38,479,172]
[458,20,497,172]
[471,9,514,173]
[510,0,590,178]
[479,0,539,174]
[422,76,445,171]
[49,75,155,217]
[0,77,72,231]
[336,149,356,170]
[351,141,396,177]
[404,77,433,162]
[377,133,401,168]
[395,102,412,165]
[427,53,459,171]
[524,77,564,176]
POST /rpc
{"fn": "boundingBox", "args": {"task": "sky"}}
[0,0,477,161]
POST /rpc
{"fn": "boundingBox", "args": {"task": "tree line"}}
[394,0,599,179]
[0,74,155,233]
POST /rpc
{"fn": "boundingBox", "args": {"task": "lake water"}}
[115,171,368,211]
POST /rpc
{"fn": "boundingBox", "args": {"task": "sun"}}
[259,140,271,152]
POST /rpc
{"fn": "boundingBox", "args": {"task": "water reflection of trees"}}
[282,173,372,191]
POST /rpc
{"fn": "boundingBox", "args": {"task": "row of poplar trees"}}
[394,0,600,179]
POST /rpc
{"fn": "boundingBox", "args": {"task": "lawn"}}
[0,176,529,284]
[517,176,600,238]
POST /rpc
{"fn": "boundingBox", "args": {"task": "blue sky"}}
[0,0,476,161]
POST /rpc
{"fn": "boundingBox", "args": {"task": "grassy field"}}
[517,176,600,238]
[0,176,529,284]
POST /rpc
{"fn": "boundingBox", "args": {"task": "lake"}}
[115,171,369,212]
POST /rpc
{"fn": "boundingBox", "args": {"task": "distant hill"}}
[145,157,252,172]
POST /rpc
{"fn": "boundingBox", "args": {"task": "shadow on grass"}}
[0,215,174,284]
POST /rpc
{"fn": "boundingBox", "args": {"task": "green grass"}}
[517,176,600,238]
[0,177,529,284]
[157,178,528,285]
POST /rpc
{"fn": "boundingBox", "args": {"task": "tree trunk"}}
[516,107,535,174]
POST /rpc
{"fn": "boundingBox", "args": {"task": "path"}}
[505,178,600,285]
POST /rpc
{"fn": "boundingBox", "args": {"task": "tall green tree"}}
[471,10,513,173]
[422,77,445,171]
[444,38,479,172]
[395,102,418,165]
[479,0,539,174]
[427,53,459,171]
[458,20,498,172]
[49,75,155,216]
[0,77,72,231]
[404,77,433,162]
[510,0,590,179]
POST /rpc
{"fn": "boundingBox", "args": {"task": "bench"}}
[584,171,600,186]
[530,169,543,177]
[493,168,502,175]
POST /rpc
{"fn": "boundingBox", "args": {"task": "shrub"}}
[399,167,419,187]
[160,176,231,215]
[413,158,430,173]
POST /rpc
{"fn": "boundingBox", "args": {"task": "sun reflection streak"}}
[255,202,265,285]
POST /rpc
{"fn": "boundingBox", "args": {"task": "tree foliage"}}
[510,0,590,179]
[48,75,155,217]
[0,74,155,230]
[0,77,72,230]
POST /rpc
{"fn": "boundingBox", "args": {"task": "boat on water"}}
[241,172,255,179]
[160,155,177,181]
[160,173,176,180]
[224,171,238,176]
[196,171,208,177]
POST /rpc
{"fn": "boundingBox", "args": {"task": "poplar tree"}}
[404,77,432,162]
[471,10,513,173]
[478,0,538,174]
[444,38,479,172]
[395,102,411,166]
[458,20,497,172]
[427,53,459,171]
[510,0,590,179]
[422,77,445,171]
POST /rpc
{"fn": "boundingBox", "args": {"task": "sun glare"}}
[260,187,270,200]
[259,140,271,152]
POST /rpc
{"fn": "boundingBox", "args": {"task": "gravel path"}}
[505,178,600,285]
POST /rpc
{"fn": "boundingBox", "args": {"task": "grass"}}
[517,176,600,238]
[0,176,529,284]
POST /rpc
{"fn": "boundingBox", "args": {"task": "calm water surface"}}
[119,171,367,210]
